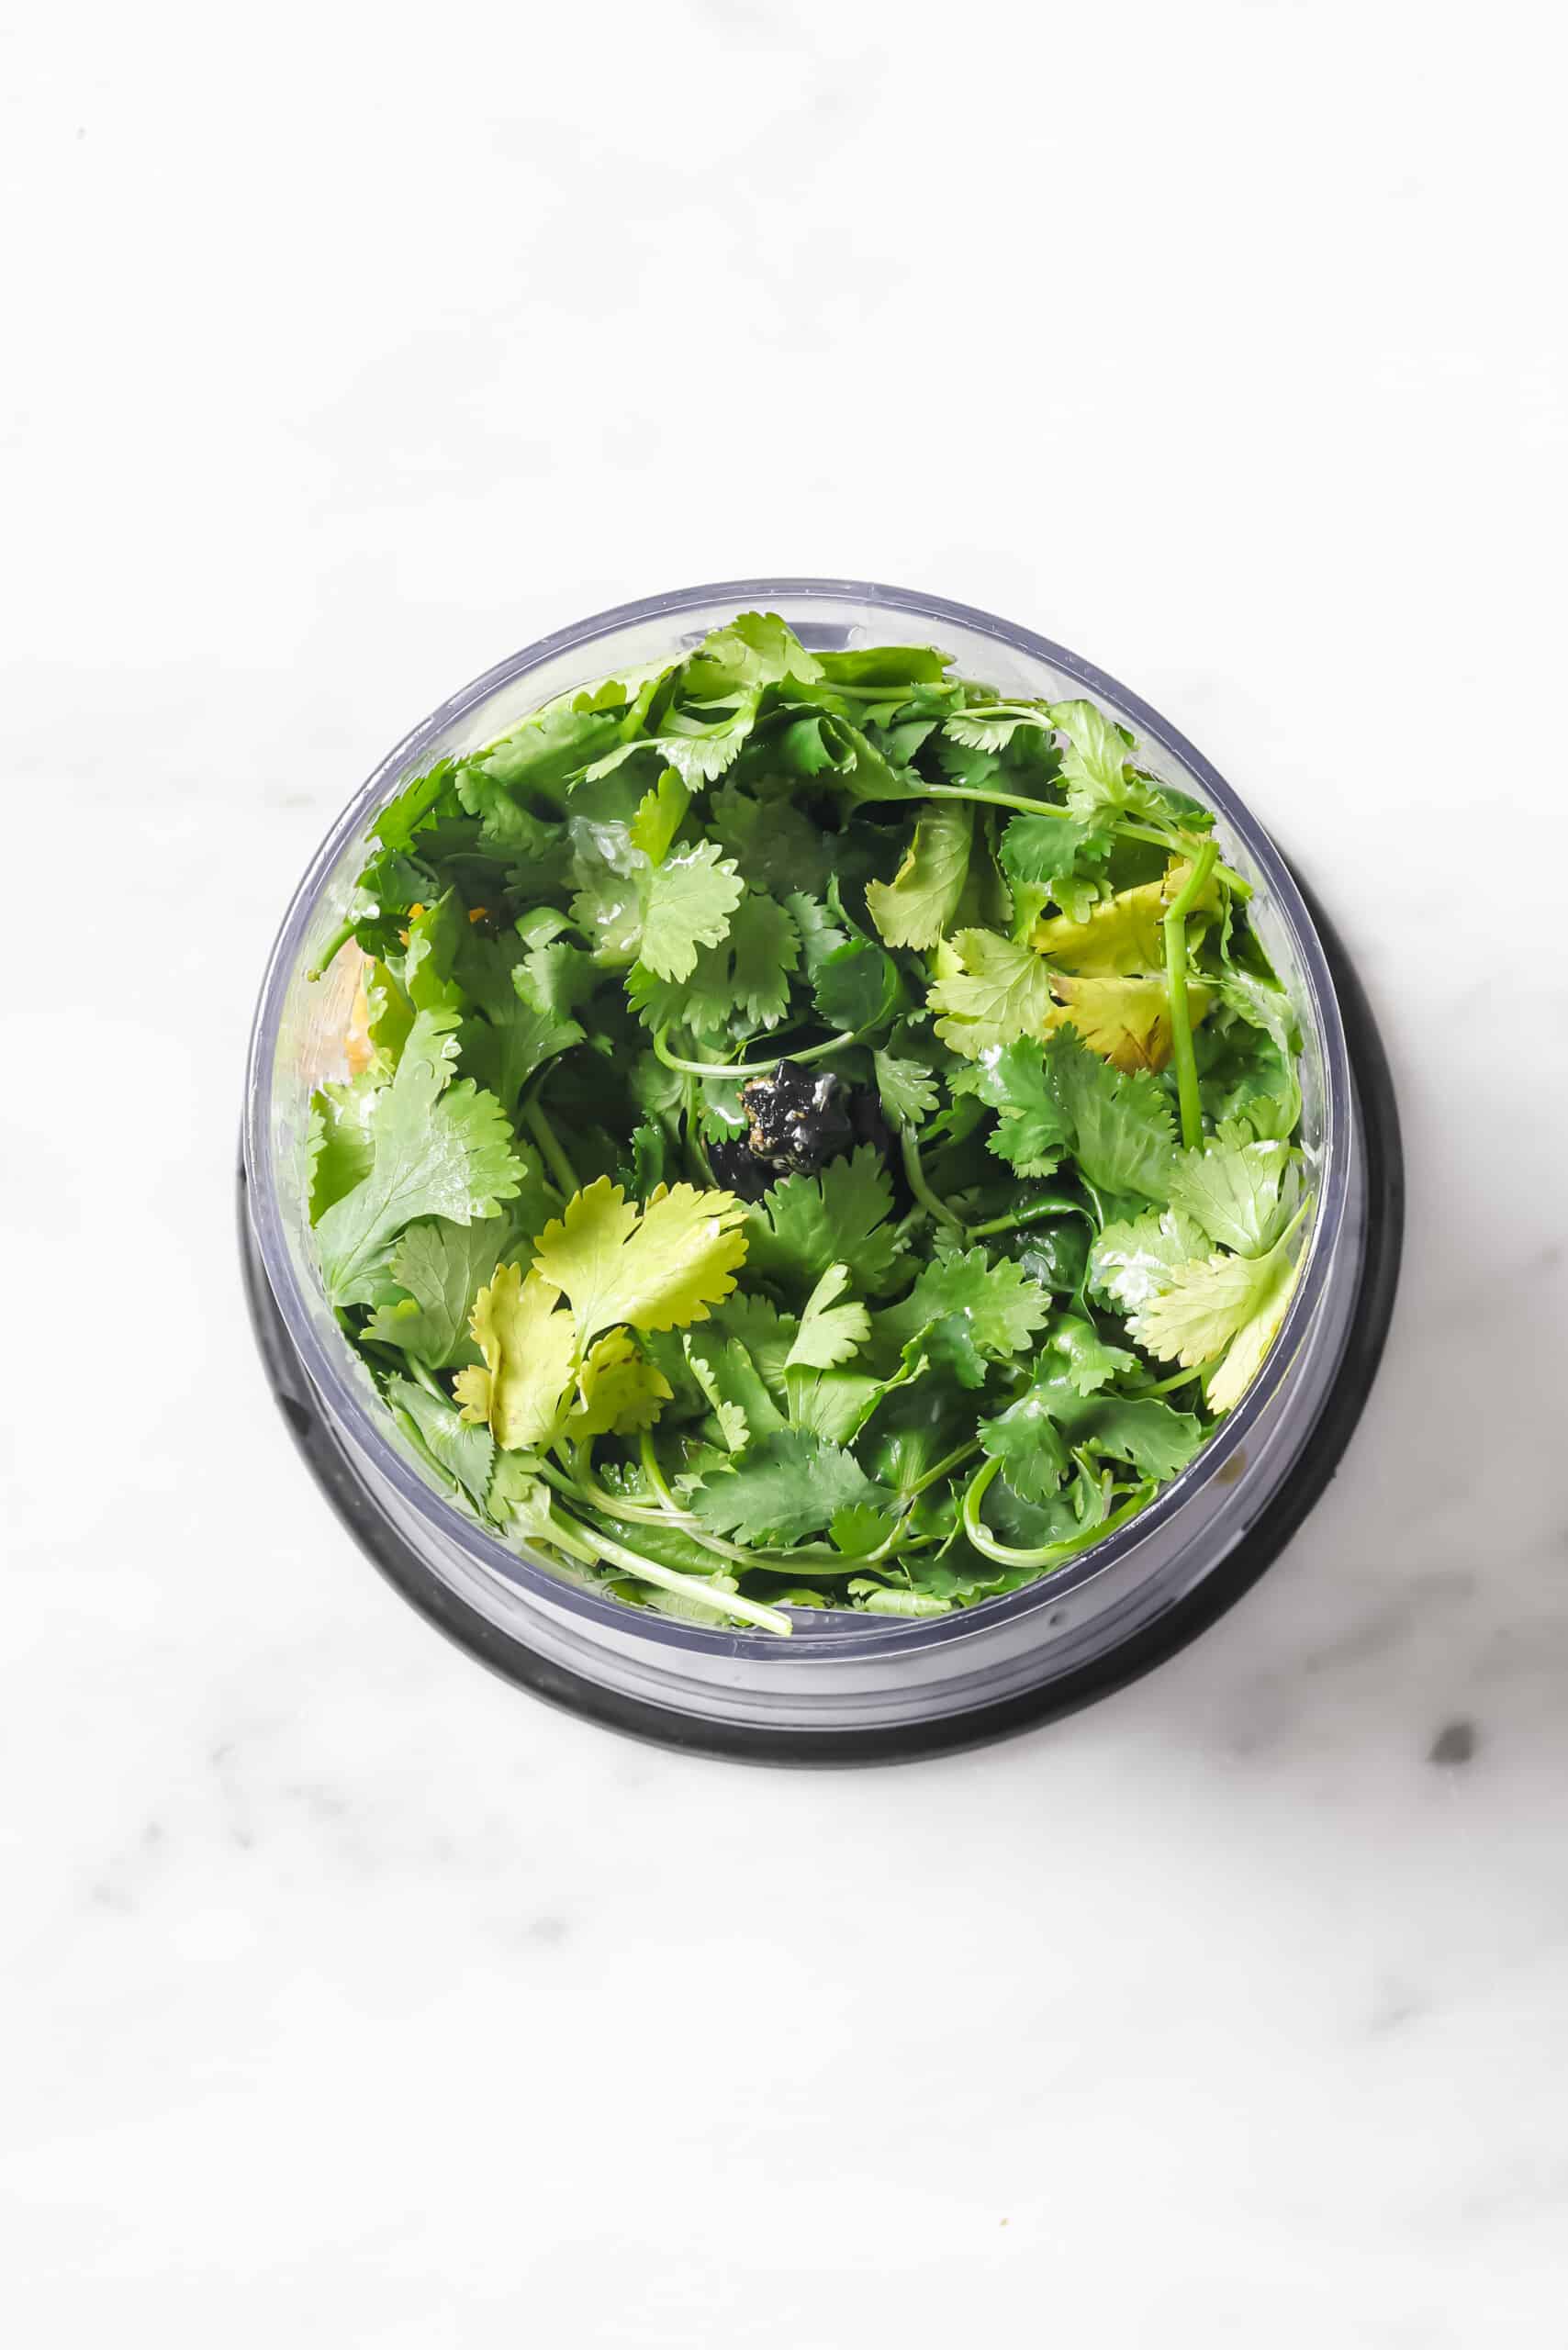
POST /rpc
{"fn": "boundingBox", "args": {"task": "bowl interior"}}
[244,579,1350,1657]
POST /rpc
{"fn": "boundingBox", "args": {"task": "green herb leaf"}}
[690,1430,890,1546]
[865,802,974,949]
[743,1147,904,1300]
[532,1176,749,1340]
[315,1008,522,1309]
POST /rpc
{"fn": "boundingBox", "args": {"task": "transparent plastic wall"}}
[245,582,1362,1740]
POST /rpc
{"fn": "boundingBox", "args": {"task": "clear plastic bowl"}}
[242,580,1392,1759]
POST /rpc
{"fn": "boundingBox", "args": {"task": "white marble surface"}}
[6,3,1568,2339]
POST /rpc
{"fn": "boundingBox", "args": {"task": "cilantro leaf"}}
[785,890,849,977]
[1088,1207,1212,1315]
[1047,699,1178,826]
[628,771,690,866]
[812,936,895,1033]
[685,1329,786,1449]
[865,802,973,949]
[978,1393,1070,1504]
[454,1263,578,1453]
[872,1047,940,1130]
[631,842,744,982]
[628,888,800,1037]
[1044,1029,1175,1203]
[532,1176,749,1340]
[683,611,823,696]
[999,811,1112,928]
[1167,1125,1293,1257]
[386,1376,496,1514]
[1035,1314,1138,1395]
[710,783,833,896]
[950,1038,1072,1175]
[1132,1216,1307,1413]
[566,1329,674,1438]
[308,1072,382,1221]
[1058,1393,1204,1480]
[690,1430,890,1545]
[1034,866,1218,975]
[784,1263,871,1371]
[315,1008,522,1309]
[1047,971,1211,1074]
[878,1246,1053,1385]
[743,1147,904,1300]
[927,927,1058,1058]
[459,987,583,1113]
[363,1210,542,1369]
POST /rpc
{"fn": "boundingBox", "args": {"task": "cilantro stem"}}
[543,1505,793,1636]
[922,788,1249,898]
[521,1095,579,1194]
[966,1192,1090,1242]
[1163,838,1218,1152]
[406,1357,448,1404]
[924,781,1076,821]
[540,1453,699,1529]
[307,917,357,982]
[635,1429,684,1513]
[630,1433,870,1571]
[681,1078,718,1184]
[903,1438,982,1496]
[654,1024,855,1080]
[1125,1359,1216,1398]
[960,1455,1158,1569]
[899,1126,967,1236]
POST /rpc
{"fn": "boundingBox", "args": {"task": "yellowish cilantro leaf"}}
[1047,971,1213,1074]
[1132,1218,1307,1413]
[532,1176,749,1340]
[566,1329,675,1438]
[455,1262,579,1452]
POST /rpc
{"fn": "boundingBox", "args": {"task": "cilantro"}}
[1167,1125,1292,1257]
[784,1264,871,1371]
[1044,1029,1176,1203]
[691,1431,890,1546]
[386,1376,496,1514]
[532,1176,749,1339]
[363,1211,538,1369]
[454,1263,579,1453]
[710,783,833,896]
[637,844,745,981]
[1132,1213,1307,1413]
[566,1330,674,1438]
[628,771,690,866]
[951,1039,1072,1176]
[314,1008,522,1309]
[999,811,1112,928]
[878,1246,1053,1387]
[1088,1207,1212,1314]
[927,928,1058,1057]
[743,1147,904,1300]
[872,1047,940,1131]
[865,802,973,949]
[312,611,1308,1626]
